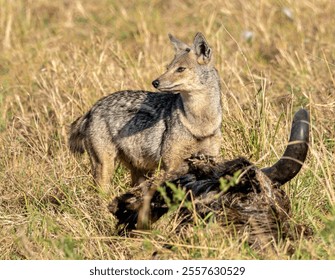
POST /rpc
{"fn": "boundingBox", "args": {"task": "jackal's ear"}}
[193,32,212,65]
[168,34,191,53]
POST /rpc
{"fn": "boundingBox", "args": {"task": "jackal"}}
[69,32,222,190]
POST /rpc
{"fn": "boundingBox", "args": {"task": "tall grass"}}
[0,0,334,259]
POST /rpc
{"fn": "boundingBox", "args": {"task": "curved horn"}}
[261,108,310,185]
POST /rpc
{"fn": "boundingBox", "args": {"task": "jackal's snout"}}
[152,79,160,89]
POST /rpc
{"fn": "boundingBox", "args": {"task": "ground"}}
[0,0,334,259]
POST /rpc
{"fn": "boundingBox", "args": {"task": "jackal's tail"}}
[68,111,90,154]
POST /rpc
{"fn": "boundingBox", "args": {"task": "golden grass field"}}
[0,0,334,259]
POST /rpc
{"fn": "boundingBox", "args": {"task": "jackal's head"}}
[152,33,219,94]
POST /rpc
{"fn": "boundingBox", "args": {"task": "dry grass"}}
[0,0,334,259]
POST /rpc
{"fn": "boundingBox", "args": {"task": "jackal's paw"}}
[188,153,217,164]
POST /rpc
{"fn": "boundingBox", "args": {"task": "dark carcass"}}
[109,109,311,246]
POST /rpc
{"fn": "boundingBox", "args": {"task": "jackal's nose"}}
[152,79,160,89]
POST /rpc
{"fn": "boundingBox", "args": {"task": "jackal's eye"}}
[176,67,186,73]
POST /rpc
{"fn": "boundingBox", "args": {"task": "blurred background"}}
[0,0,334,259]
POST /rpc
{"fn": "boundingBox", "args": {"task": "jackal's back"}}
[69,90,183,166]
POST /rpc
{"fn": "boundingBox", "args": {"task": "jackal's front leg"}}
[161,144,193,175]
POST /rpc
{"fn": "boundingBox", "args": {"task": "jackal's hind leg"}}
[92,159,115,192]
[86,140,117,192]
